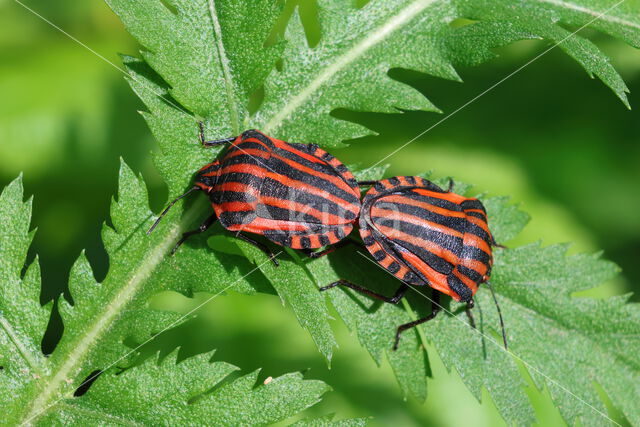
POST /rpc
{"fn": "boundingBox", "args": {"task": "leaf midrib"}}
[20,208,200,425]
[263,0,440,132]
[208,0,240,134]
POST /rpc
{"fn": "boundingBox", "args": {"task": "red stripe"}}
[399,250,459,300]
[375,224,460,266]
[453,269,478,294]
[463,233,491,255]
[273,139,326,165]
[220,164,359,214]
[269,153,356,196]
[370,206,463,239]
[260,196,352,225]
[382,194,466,219]
[467,216,491,235]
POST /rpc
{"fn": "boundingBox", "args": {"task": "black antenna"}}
[147,186,200,235]
[486,281,508,350]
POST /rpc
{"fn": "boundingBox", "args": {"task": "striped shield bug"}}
[320,176,506,350]
[148,125,361,263]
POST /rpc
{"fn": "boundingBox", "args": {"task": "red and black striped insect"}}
[148,125,361,262]
[320,176,506,349]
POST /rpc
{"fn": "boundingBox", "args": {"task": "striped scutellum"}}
[320,176,506,350]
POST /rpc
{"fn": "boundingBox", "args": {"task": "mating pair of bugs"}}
[149,126,506,350]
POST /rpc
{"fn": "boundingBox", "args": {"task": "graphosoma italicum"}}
[320,176,506,350]
[149,126,361,264]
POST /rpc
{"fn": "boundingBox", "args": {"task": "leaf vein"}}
[264,0,439,132]
[0,315,43,374]
[208,0,240,134]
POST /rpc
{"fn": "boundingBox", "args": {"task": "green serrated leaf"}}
[255,0,455,145]
[236,242,338,362]
[41,351,328,425]
[454,0,640,108]
[0,167,328,424]
[0,177,51,421]
[106,0,283,133]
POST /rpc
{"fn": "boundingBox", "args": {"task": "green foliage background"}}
[1,0,639,425]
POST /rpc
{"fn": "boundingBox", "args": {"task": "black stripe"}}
[371,216,463,253]
[457,265,483,283]
[218,210,256,227]
[388,262,400,274]
[447,275,472,302]
[461,199,486,211]
[465,211,487,220]
[198,163,220,175]
[374,182,386,192]
[389,238,454,275]
[228,140,271,153]
[221,152,359,206]
[216,172,355,220]
[373,201,467,233]
[395,191,461,211]
[209,190,257,204]
[466,222,492,242]
[417,180,446,193]
[319,234,331,247]
[261,177,357,220]
[274,143,342,175]
[267,156,359,204]
[256,203,324,224]
[461,245,491,265]
[241,130,274,146]
[300,237,311,249]
[214,171,262,188]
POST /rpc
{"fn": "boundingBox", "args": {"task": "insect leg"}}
[320,280,408,304]
[171,214,217,255]
[198,122,236,147]
[357,180,377,187]
[235,232,280,267]
[300,240,355,259]
[465,299,476,329]
[447,177,455,192]
[393,291,441,350]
